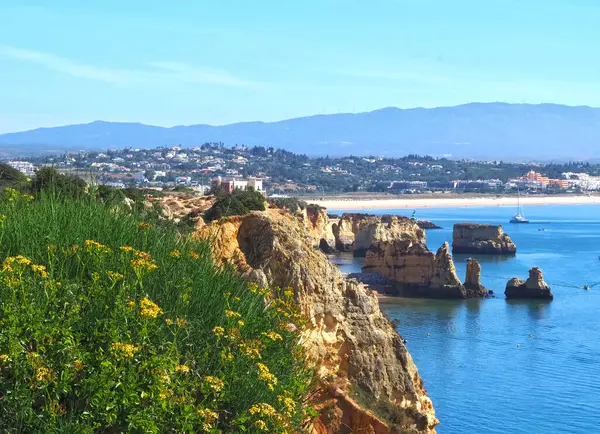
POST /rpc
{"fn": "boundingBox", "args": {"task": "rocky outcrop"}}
[464,258,488,297]
[300,205,337,252]
[505,267,553,299]
[416,220,442,230]
[363,240,488,299]
[333,214,426,257]
[158,194,215,229]
[452,223,517,254]
[196,209,438,433]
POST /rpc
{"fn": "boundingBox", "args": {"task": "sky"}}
[1,0,600,133]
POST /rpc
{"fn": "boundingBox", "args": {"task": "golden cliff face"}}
[333,214,426,256]
[196,209,438,433]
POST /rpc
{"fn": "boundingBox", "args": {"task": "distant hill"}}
[2,102,600,160]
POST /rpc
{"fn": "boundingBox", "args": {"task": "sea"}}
[330,204,600,434]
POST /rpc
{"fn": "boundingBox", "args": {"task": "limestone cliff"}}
[464,258,488,297]
[196,209,438,433]
[363,240,487,299]
[452,223,517,254]
[299,205,337,252]
[505,267,553,299]
[333,214,426,257]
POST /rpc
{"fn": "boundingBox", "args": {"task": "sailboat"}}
[510,188,529,223]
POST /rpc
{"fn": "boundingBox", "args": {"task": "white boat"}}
[510,189,529,223]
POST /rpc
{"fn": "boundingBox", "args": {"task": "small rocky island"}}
[452,223,517,255]
[505,267,553,299]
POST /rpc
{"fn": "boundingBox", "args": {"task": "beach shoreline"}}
[311,195,600,210]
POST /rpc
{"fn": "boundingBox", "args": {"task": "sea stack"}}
[452,223,517,254]
[505,267,553,299]
[464,258,488,297]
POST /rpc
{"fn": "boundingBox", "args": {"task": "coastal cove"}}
[330,204,600,434]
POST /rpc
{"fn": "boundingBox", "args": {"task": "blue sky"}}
[1,0,600,133]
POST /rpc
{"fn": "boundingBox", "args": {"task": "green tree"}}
[204,188,266,222]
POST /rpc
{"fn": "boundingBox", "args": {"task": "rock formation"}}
[464,258,488,297]
[416,220,442,230]
[333,213,426,257]
[300,205,337,252]
[505,267,553,299]
[452,223,517,254]
[196,209,438,433]
[363,240,488,299]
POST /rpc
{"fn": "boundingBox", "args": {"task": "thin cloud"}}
[0,46,130,84]
[149,62,258,88]
[0,46,257,88]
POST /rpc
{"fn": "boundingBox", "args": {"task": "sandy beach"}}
[313,195,600,210]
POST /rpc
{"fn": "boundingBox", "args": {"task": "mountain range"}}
[2,102,600,160]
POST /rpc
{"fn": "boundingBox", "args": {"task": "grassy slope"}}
[0,190,312,433]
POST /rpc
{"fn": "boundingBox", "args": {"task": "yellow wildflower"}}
[204,376,224,393]
[74,360,84,371]
[120,246,134,253]
[254,420,268,431]
[239,340,262,360]
[224,310,241,319]
[249,282,270,295]
[156,370,171,384]
[165,318,174,326]
[213,326,225,337]
[169,249,181,258]
[130,258,158,274]
[138,222,152,230]
[111,342,139,358]
[175,364,190,374]
[233,297,241,302]
[159,389,172,400]
[35,366,56,383]
[0,354,9,362]
[31,264,48,278]
[198,409,219,431]
[189,251,200,260]
[262,331,283,342]
[48,400,65,416]
[278,395,296,415]
[176,317,187,328]
[126,300,136,309]
[84,239,111,254]
[249,402,277,417]
[220,350,234,361]
[284,288,294,299]
[238,320,245,327]
[139,297,163,318]
[107,271,124,281]
[257,363,278,390]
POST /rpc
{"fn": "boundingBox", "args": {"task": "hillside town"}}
[5,144,600,195]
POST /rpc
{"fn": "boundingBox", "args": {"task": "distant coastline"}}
[311,194,600,210]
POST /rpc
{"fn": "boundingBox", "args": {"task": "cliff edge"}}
[195,208,438,433]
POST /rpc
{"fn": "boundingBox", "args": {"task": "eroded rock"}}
[452,223,517,255]
[505,267,553,299]
[195,209,438,433]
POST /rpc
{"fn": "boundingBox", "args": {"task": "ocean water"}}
[330,204,600,434]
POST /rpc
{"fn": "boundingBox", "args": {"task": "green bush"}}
[0,190,312,433]
[268,197,308,213]
[204,189,266,222]
[0,163,27,190]
[29,167,86,197]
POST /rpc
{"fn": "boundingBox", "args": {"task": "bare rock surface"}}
[452,223,517,254]
[505,267,553,299]
[196,208,438,433]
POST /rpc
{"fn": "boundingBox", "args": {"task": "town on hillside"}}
[4,144,600,196]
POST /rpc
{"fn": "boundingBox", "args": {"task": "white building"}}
[7,161,36,176]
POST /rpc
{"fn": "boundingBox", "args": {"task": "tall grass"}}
[0,189,313,433]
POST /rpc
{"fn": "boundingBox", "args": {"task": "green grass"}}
[0,189,313,433]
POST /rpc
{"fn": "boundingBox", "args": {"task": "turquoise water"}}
[331,205,600,434]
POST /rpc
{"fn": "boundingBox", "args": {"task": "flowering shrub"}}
[0,191,313,433]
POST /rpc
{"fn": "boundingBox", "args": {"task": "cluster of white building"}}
[6,161,36,176]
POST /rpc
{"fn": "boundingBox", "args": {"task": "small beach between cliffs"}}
[329,203,600,434]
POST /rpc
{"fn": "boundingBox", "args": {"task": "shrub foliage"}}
[204,188,266,222]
